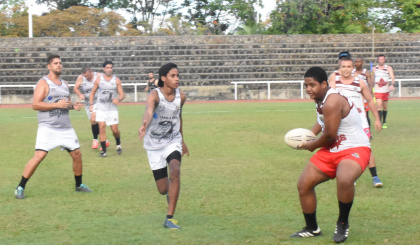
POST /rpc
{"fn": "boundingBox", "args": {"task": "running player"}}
[329,57,383,187]
[290,66,371,243]
[14,54,92,199]
[73,66,105,149]
[138,63,189,229]
[372,54,396,129]
[89,61,124,157]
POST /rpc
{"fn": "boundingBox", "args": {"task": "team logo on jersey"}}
[378,78,387,87]
[153,113,158,119]
[176,106,181,110]
[351,153,360,158]
[47,96,52,100]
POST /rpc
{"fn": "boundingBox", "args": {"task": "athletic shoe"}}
[99,140,110,151]
[116,145,122,155]
[15,186,25,199]
[92,140,99,149]
[99,151,107,157]
[75,184,92,192]
[382,123,388,129]
[373,176,383,187]
[333,222,349,243]
[163,218,181,229]
[289,227,322,238]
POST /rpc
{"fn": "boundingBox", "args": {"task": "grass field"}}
[1,99,419,245]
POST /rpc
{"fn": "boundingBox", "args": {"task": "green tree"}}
[394,0,420,32]
[35,0,91,11]
[267,0,373,34]
[0,0,28,37]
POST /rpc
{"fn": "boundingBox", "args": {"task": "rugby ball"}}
[284,128,316,149]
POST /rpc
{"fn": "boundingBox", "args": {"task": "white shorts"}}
[35,127,80,152]
[96,110,119,126]
[146,142,183,171]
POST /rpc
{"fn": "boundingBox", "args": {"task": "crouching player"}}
[290,67,371,243]
[138,63,189,229]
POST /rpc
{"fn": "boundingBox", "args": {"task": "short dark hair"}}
[304,67,328,84]
[158,63,178,87]
[103,61,113,67]
[378,54,385,58]
[339,57,353,64]
[338,51,351,59]
[81,65,91,74]
[47,54,61,64]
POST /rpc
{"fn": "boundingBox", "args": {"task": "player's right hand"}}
[78,95,85,100]
[57,99,72,109]
[89,104,94,112]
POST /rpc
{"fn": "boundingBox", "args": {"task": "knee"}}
[297,179,311,195]
[71,150,82,160]
[169,162,181,177]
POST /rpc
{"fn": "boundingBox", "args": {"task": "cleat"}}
[92,140,99,149]
[15,186,26,199]
[290,227,322,238]
[99,140,110,151]
[116,145,122,155]
[373,176,383,187]
[382,123,388,129]
[163,218,181,229]
[333,222,349,243]
[99,151,107,157]
[75,183,92,192]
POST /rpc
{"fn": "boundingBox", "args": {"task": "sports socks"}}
[378,110,383,122]
[18,176,29,189]
[338,201,353,224]
[75,175,82,187]
[166,215,173,219]
[383,110,387,124]
[303,212,318,230]
[92,124,99,139]
[366,111,371,128]
[116,138,121,146]
[369,167,378,177]
[100,141,107,153]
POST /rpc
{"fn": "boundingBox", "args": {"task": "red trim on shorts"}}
[310,147,371,179]
[375,92,389,101]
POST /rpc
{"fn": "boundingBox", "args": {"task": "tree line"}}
[1,0,419,38]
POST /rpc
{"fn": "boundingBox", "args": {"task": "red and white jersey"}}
[316,88,370,153]
[374,65,390,93]
[333,72,369,129]
[352,68,367,81]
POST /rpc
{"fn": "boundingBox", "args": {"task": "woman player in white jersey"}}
[138,63,189,229]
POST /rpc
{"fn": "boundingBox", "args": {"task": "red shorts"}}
[364,102,369,112]
[310,147,371,179]
[375,92,389,101]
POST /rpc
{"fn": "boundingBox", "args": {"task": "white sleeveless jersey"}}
[374,65,390,93]
[82,72,98,106]
[352,68,367,81]
[316,88,370,153]
[334,72,369,129]
[37,76,72,128]
[96,74,118,111]
[144,89,183,150]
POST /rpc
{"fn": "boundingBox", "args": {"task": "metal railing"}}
[0,83,147,104]
[231,79,420,100]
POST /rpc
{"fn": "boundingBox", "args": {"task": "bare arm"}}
[32,79,72,111]
[113,77,125,104]
[301,94,343,152]
[328,73,336,88]
[366,70,374,91]
[89,77,100,111]
[180,92,189,156]
[360,80,381,132]
[138,90,159,140]
[388,66,395,89]
[73,75,85,100]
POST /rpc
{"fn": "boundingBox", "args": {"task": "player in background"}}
[144,71,158,93]
[14,54,92,199]
[89,61,124,157]
[353,58,374,131]
[372,54,395,129]
[138,63,189,229]
[330,57,383,187]
[73,66,107,149]
[328,51,352,80]
[290,66,371,243]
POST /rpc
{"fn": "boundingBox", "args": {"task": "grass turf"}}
[0,99,419,244]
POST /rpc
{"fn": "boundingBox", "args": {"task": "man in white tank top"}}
[290,67,371,243]
[329,57,384,188]
[139,63,189,230]
[14,54,92,199]
[73,66,103,149]
[89,61,124,157]
[372,54,395,129]
[353,58,373,131]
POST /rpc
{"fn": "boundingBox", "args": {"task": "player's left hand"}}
[390,84,395,91]
[182,142,189,157]
[112,98,120,104]
[73,102,83,111]
[138,120,147,141]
